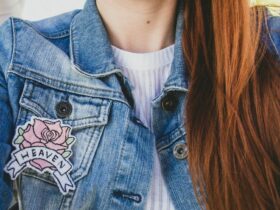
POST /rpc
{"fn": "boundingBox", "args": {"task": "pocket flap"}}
[19,80,111,129]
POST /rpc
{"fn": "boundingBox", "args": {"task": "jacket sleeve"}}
[266,6,280,58]
[0,18,15,210]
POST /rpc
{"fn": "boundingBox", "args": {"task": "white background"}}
[22,0,85,20]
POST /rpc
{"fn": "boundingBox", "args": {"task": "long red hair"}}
[182,1,280,209]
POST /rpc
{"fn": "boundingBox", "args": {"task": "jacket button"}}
[55,101,72,118]
[161,93,179,112]
[173,143,188,160]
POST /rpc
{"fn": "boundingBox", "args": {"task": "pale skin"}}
[96,0,178,53]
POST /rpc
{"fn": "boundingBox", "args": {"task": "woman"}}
[0,0,279,210]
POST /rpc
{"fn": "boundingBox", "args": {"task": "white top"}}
[112,45,176,210]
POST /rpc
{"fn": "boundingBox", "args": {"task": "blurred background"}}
[0,0,85,23]
[21,0,85,20]
[0,0,279,24]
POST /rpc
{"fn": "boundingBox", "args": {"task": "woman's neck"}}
[96,0,178,53]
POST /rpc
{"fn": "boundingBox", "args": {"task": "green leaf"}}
[18,128,25,135]
[14,136,24,144]
[62,151,72,158]
[66,137,75,145]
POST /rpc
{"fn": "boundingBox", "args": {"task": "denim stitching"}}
[8,68,128,106]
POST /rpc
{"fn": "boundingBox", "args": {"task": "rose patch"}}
[5,116,76,195]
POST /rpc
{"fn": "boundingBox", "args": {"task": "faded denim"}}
[0,0,279,210]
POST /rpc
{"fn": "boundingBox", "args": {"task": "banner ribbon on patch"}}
[5,146,75,194]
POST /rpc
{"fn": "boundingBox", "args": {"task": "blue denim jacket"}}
[0,0,279,209]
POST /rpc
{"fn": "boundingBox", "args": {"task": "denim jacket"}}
[0,0,279,209]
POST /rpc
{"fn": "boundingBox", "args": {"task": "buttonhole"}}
[113,190,142,203]
[131,116,148,129]
[131,116,142,125]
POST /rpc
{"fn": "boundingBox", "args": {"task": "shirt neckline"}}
[112,44,175,70]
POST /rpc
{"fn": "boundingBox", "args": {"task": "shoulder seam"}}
[12,18,71,40]
[11,9,81,40]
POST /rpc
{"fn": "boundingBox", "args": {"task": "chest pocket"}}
[16,79,112,184]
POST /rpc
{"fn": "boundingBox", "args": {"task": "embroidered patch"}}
[4,116,76,195]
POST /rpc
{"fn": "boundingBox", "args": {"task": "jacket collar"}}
[70,0,188,90]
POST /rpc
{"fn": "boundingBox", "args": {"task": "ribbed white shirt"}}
[112,45,176,210]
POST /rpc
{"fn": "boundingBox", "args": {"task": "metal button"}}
[161,93,179,112]
[55,101,72,119]
[173,143,188,160]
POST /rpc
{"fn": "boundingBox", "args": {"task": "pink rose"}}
[20,118,72,171]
